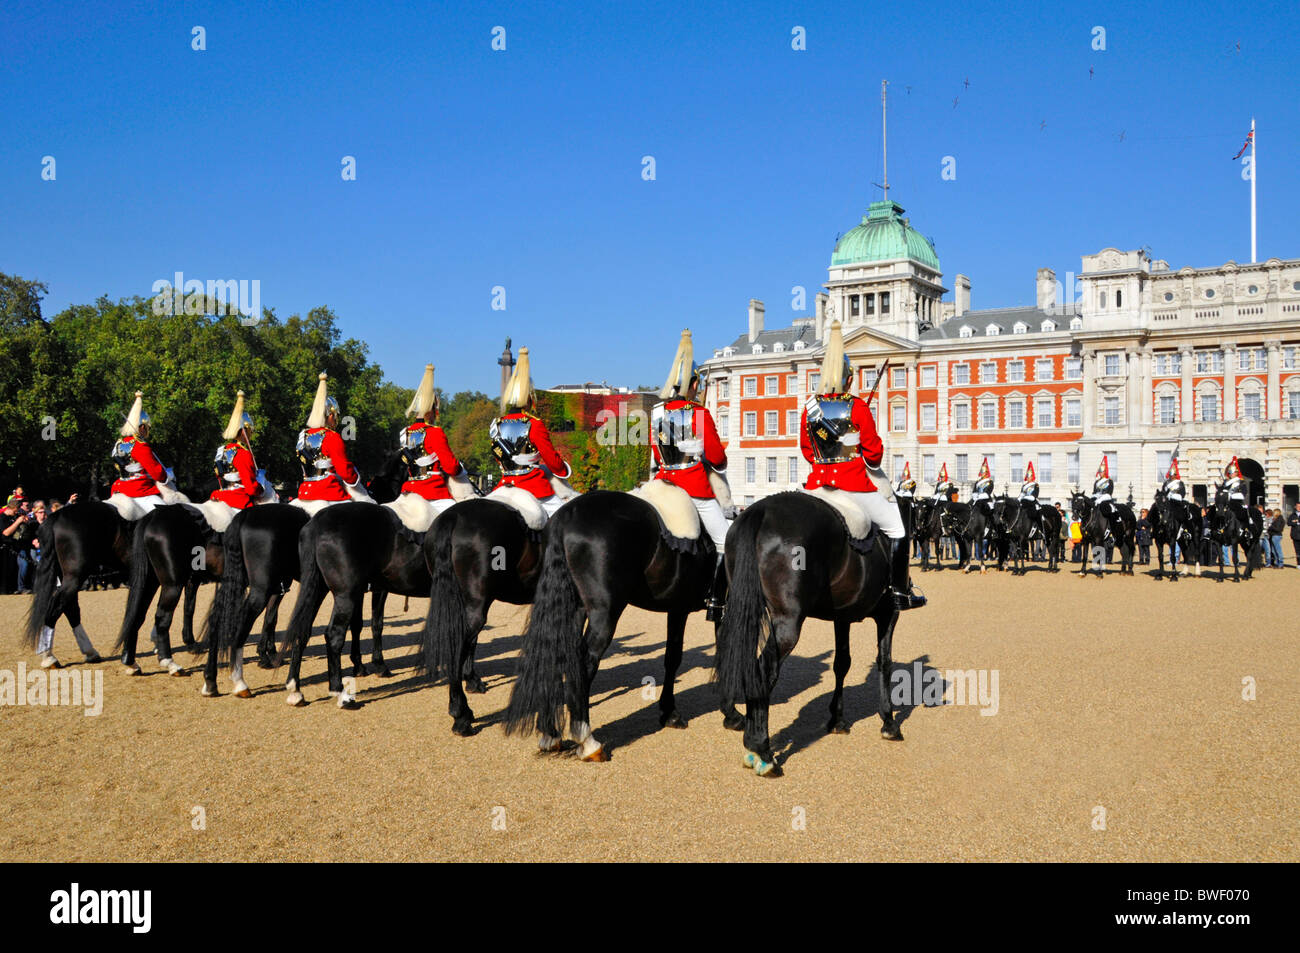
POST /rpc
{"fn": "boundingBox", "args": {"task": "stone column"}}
[1223,344,1237,421]
[1081,348,1096,432]
[1139,348,1154,426]
[906,362,917,437]
[1267,342,1282,419]
[1180,345,1194,423]
[1127,350,1141,433]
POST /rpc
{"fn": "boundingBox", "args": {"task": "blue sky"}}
[4,0,1298,394]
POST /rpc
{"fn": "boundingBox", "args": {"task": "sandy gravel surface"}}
[1,562,1296,862]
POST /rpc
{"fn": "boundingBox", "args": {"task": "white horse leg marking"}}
[72,624,99,660]
[538,735,562,753]
[37,625,55,656]
[570,720,603,760]
[285,677,304,707]
[230,654,249,696]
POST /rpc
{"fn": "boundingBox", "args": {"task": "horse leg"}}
[120,572,158,675]
[329,589,363,709]
[151,584,186,675]
[367,587,392,678]
[446,598,488,736]
[656,609,689,729]
[568,603,623,762]
[716,612,744,731]
[741,615,799,778]
[826,617,851,734]
[874,604,903,740]
[253,587,279,668]
[56,575,101,663]
[459,599,488,696]
[180,578,199,650]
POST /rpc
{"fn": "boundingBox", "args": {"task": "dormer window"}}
[723,346,735,357]
[1013,322,1028,334]
[1070,317,1083,331]
[752,344,764,354]
[773,342,785,353]
[793,340,806,351]
[1041,319,1056,332]
[986,324,1000,336]
[959,325,974,338]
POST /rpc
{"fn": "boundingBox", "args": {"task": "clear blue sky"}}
[4,0,1298,395]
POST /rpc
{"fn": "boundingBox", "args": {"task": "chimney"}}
[954,275,971,317]
[814,292,828,340]
[1036,268,1057,311]
[748,298,765,343]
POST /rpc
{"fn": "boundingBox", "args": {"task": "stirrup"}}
[705,599,725,622]
[892,585,926,610]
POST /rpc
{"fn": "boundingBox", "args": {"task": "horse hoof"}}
[659,711,687,730]
[123,663,142,676]
[286,691,306,707]
[352,665,369,678]
[40,654,62,670]
[256,658,276,670]
[452,718,474,737]
[336,693,360,710]
[166,662,185,677]
[200,682,219,698]
[537,736,564,754]
[722,715,745,731]
[580,745,609,763]
[827,721,851,735]
[374,664,393,679]
[743,752,781,777]
[233,684,252,699]
[880,725,904,741]
[83,653,102,664]
[463,677,487,695]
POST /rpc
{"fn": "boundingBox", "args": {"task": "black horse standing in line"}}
[713,491,902,777]
[1148,491,1201,580]
[23,501,138,666]
[115,504,223,676]
[417,497,545,735]
[1207,488,1262,582]
[503,490,731,762]
[1071,493,1137,577]
[959,499,999,573]
[992,497,1061,574]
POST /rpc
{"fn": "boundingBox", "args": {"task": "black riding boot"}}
[705,552,728,621]
[889,536,926,611]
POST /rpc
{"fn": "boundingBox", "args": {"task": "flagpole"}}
[1250,117,1257,263]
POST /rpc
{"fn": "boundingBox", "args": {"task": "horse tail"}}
[714,506,772,704]
[114,518,156,654]
[418,509,467,680]
[21,517,61,650]
[277,527,326,666]
[503,514,584,737]
[207,517,248,664]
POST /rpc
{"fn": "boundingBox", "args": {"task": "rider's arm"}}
[798,409,814,464]
[698,407,727,471]
[322,430,360,486]
[425,426,461,475]
[234,447,260,495]
[850,398,884,468]
[134,442,169,483]
[530,418,571,479]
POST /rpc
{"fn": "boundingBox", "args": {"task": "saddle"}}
[799,486,873,542]
[290,480,375,516]
[486,485,547,531]
[105,482,191,522]
[629,480,701,541]
[383,492,444,535]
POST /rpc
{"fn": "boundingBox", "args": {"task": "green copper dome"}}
[831,200,940,271]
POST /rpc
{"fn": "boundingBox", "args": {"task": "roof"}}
[714,321,820,357]
[831,200,940,271]
[920,305,1081,341]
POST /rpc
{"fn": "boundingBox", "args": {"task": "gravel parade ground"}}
[2,564,1296,862]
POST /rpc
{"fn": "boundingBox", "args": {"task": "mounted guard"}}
[488,346,576,519]
[1018,460,1044,539]
[799,321,924,610]
[1222,456,1251,525]
[211,391,276,509]
[391,363,476,529]
[109,391,185,518]
[650,329,732,619]
[1161,456,1187,502]
[294,372,371,510]
[895,461,917,499]
[933,462,957,502]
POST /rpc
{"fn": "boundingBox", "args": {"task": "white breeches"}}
[1093,493,1111,503]
[1167,492,1184,502]
[855,490,906,539]
[537,494,567,518]
[1229,492,1245,502]
[133,494,165,514]
[691,497,730,551]
[426,497,457,516]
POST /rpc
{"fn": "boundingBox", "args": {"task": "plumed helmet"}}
[223,390,254,441]
[500,346,535,413]
[306,372,340,428]
[121,391,151,437]
[659,330,702,399]
[818,321,852,395]
[406,363,438,419]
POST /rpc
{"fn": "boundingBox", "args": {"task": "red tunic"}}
[210,442,262,509]
[112,437,168,498]
[297,428,360,502]
[400,422,461,501]
[651,399,727,499]
[800,395,883,492]
[493,412,571,499]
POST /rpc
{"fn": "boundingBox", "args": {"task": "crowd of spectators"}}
[0,486,78,595]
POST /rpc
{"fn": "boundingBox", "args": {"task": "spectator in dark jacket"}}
[1136,509,1152,564]
[1286,503,1300,568]
[1265,510,1283,568]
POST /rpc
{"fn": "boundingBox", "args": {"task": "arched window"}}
[1099,291,1107,308]
[1116,289,1123,307]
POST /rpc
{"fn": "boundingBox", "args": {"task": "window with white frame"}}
[921,403,936,431]
[959,325,974,338]
[1156,450,1171,478]
[985,455,996,479]
[1064,398,1082,427]
[1010,453,1023,482]
[880,291,891,314]
[921,365,936,387]
[923,455,936,483]
[717,411,730,437]
[744,377,757,397]
[1103,396,1120,425]
[980,361,997,383]
[1035,358,1053,381]
[1007,399,1025,428]
[1104,354,1121,376]
[1158,394,1177,424]
[893,455,905,480]
[744,457,756,483]
[1199,392,1219,422]
[1037,453,1052,482]
[766,457,777,483]
[787,374,797,394]
[1242,391,1262,420]
[1013,322,1027,334]
[764,375,778,396]
[765,410,778,435]
[955,454,969,482]
[1289,389,1300,420]
[1255,347,1267,368]
[986,324,1001,336]
[1070,316,1083,330]
[786,409,797,435]
[1067,451,1079,484]
[954,402,970,430]
[892,367,906,388]
[891,403,907,432]
[1238,349,1251,371]
[718,379,730,400]
[743,412,757,436]
[810,372,820,393]
[1284,347,1297,369]
[1036,398,1053,428]
[788,457,799,483]
[1104,451,1118,481]
[1041,319,1056,332]
[980,400,997,429]
[953,363,970,385]
[863,369,878,391]
[1196,350,1224,373]
[1065,357,1083,380]
[1008,360,1025,383]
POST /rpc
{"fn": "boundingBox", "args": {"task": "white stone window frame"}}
[764,375,779,396]
[978,394,999,430]
[764,410,779,435]
[1062,390,1084,428]
[743,377,757,397]
[1035,358,1054,382]
[1196,381,1222,422]
[1100,393,1123,427]
[743,411,758,437]
[953,362,971,385]
[1237,377,1265,420]
[1041,319,1057,333]
[1007,360,1026,383]
[1154,381,1180,424]
[950,398,972,432]
[1283,374,1300,419]
[1033,390,1055,428]
[1064,357,1084,380]
[959,325,974,338]
[1070,316,1083,331]
[979,361,998,384]
[1013,322,1028,334]
[920,364,937,387]
[1004,394,1027,430]
[889,398,908,433]
[986,324,1001,336]
[920,402,937,432]
[1102,352,1123,377]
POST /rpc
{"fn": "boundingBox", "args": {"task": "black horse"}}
[1207,488,1262,582]
[992,497,1061,574]
[115,504,224,675]
[1070,493,1136,577]
[503,490,729,761]
[22,501,136,665]
[417,498,545,735]
[912,497,942,570]
[1149,491,1201,580]
[959,498,999,573]
[713,491,900,778]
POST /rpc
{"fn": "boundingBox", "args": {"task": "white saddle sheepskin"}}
[800,485,873,540]
[630,480,701,540]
